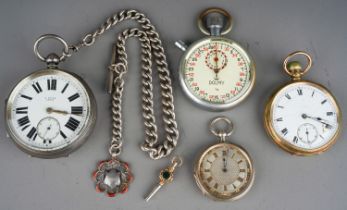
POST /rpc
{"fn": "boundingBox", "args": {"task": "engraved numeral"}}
[285,93,291,99]
[321,99,327,105]
[276,117,283,122]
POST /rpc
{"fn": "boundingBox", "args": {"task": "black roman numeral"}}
[321,99,327,104]
[60,130,67,139]
[22,125,30,131]
[68,93,80,102]
[71,106,83,115]
[18,116,30,127]
[285,93,291,99]
[15,107,28,114]
[297,88,303,95]
[61,83,69,93]
[21,94,32,100]
[47,79,57,90]
[293,136,298,143]
[27,127,37,140]
[281,128,288,136]
[276,117,283,122]
[327,112,334,116]
[311,91,315,97]
[32,82,42,93]
[65,117,80,131]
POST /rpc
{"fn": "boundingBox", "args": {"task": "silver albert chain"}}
[37,9,180,197]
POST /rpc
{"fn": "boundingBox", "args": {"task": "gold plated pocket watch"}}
[264,51,342,155]
[194,117,254,201]
[5,34,96,158]
[175,8,256,111]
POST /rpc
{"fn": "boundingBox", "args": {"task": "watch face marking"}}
[32,82,43,93]
[71,106,83,115]
[15,107,28,114]
[61,83,69,93]
[68,93,80,102]
[270,83,340,152]
[65,117,80,131]
[18,116,30,127]
[281,128,288,136]
[6,71,94,157]
[27,127,37,139]
[60,130,67,139]
[47,78,57,90]
[21,94,32,100]
[297,88,303,95]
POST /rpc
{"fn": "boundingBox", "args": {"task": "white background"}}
[0,0,346,209]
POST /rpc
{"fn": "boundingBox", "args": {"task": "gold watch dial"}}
[194,143,254,201]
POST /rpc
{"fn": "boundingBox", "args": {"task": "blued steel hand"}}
[301,114,333,129]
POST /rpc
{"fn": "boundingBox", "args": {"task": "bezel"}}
[5,68,97,158]
[264,80,342,156]
[193,142,255,201]
[178,36,256,111]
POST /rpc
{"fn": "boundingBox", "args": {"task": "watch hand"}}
[46,107,69,115]
[305,128,311,144]
[301,114,333,129]
[222,157,227,172]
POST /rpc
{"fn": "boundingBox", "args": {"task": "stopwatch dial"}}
[182,38,254,106]
[6,69,95,155]
[196,143,254,200]
[270,82,340,152]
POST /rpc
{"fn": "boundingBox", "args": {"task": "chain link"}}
[69,10,179,160]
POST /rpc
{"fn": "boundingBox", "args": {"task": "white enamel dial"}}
[270,82,340,152]
[6,69,96,157]
[195,143,254,200]
[179,37,255,110]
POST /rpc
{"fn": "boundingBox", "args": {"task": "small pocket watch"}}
[194,117,254,201]
[264,51,342,156]
[176,8,256,111]
[5,34,96,158]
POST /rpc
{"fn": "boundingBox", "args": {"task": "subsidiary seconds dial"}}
[5,69,96,158]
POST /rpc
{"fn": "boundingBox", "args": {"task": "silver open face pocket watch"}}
[264,51,342,156]
[176,8,256,111]
[5,34,96,158]
[194,117,254,201]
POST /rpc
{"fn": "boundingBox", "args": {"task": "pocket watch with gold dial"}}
[5,35,96,158]
[194,117,254,201]
[264,51,342,156]
[175,8,255,111]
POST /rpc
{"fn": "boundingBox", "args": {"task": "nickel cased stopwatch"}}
[176,8,256,111]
